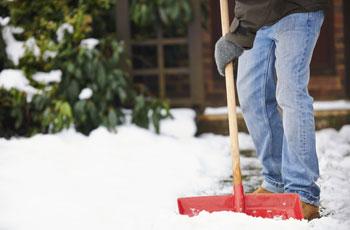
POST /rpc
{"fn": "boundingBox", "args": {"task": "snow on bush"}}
[80,38,99,50]
[0,69,37,100]
[0,17,10,26]
[32,70,62,84]
[24,37,40,57]
[42,50,57,60]
[79,87,93,100]
[1,26,25,65]
[56,23,74,43]
[1,19,41,65]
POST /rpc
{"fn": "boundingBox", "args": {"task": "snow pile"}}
[0,109,349,230]
[0,119,230,229]
[160,108,197,138]
[312,126,350,229]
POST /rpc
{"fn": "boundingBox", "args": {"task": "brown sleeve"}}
[224,17,256,49]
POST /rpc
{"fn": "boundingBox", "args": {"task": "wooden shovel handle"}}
[219,0,242,186]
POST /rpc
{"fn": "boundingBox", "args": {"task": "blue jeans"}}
[237,11,324,206]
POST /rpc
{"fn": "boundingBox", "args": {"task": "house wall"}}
[308,0,346,99]
[342,0,350,97]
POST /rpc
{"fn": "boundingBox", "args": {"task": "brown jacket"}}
[225,0,329,49]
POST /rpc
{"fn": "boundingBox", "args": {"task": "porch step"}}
[196,109,350,135]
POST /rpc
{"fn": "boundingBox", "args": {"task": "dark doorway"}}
[310,3,335,76]
[344,0,350,98]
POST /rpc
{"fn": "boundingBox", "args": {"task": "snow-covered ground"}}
[204,100,350,115]
[0,109,349,230]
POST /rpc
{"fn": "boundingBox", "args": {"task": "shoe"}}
[301,201,320,220]
[253,187,274,194]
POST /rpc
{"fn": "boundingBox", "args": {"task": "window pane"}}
[133,75,159,97]
[132,46,157,69]
[164,45,189,68]
[165,74,190,98]
[163,24,187,38]
[130,23,157,39]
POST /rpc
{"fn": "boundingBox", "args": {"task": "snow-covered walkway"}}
[0,109,349,230]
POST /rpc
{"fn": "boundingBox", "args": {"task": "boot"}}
[253,187,274,194]
[301,201,320,221]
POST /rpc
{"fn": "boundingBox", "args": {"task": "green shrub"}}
[130,0,192,28]
[0,0,171,138]
[54,35,170,134]
[0,88,73,138]
[0,89,29,138]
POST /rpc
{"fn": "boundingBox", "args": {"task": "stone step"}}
[197,109,350,135]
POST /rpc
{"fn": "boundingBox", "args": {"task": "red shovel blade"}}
[178,193,303,220]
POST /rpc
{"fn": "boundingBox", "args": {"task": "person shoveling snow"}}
[212,0,328,220]
[179,0,333,221]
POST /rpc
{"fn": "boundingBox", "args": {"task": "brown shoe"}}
[253,187,274,194]
[301,201,320,221]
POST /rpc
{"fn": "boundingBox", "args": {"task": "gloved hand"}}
[214,36,244,76]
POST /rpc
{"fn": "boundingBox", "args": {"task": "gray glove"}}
[214,36,244,76]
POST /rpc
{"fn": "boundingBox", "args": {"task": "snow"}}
[204,100,350,115]
[33,70,62,84]
[1,19,40,65]
[80,38,99,50]
[0,109,349,230]
[43,50,57,60]
[315,126,350,222]
[0,69,38,100]
[24,37,40,57]
[0,16,10,26]
[79,87,93,100]
[160,108,197,138]
[205,106,242,115]
[0,68,61,99]
[56,23,74,42]
[1,26,25,65]
[313,100,350,111]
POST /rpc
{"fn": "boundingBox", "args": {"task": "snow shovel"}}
[177,0,303,220]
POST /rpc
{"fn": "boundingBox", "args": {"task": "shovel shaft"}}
[219,0,242,187]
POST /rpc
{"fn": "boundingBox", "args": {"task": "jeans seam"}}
[262,42,280,181]
[299,13,311,155]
